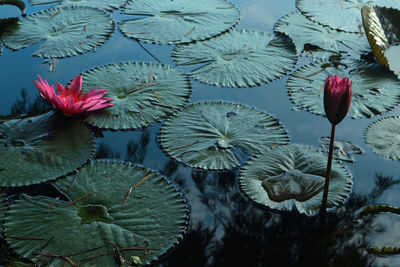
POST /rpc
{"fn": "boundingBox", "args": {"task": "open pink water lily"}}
[323,75,352,125]
[33,74,114,116]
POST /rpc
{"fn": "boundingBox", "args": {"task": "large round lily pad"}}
[366,116,400,160]
[274,11,370,60]
[119,0,240,44]
[173,30,297,87]
[81,62,191,130]
[29,0,126,11]
[160,102,289,170]
[0,111,95,186]
[296,0,400,33]
[287,59,400,119]
[239,144,353,215]
[2,6,115,58]
[4,161,189,266]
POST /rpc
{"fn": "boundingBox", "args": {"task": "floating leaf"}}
[287,59,400,118]
[0,111,95,186]
[297,0,400,33]
[239,144,352,215]
[319,137,363,163]
[160,102,289,170]
[357,204,400,220]
[274,11,370,60]
[82,62,191,130]
[4,161,189,266]
[365,116,400,160]
[2,6,114,58]
[29,0,126,11]
[119,0,239,44]
[173,30,297,87]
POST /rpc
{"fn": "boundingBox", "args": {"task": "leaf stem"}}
[321,124,336,214]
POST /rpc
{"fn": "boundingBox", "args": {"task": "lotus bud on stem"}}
[320,75,352,215]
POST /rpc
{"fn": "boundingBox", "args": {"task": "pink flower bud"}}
[323,75,352,125]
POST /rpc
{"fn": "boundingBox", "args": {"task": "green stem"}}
[321,124,336,214]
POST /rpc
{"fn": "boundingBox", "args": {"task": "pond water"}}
[2,0,400,266]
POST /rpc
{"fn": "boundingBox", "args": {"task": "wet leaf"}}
[0,111,95,186]
[82,62,191,130]
[319,137,363,163]
[4,161,189,266]
[2,6,114,58]
[239,144,353,215]
[160,101,289,170]
[29,0,125,11]
[119,0,239,44]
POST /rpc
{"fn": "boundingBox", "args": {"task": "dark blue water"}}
[2,0,400,266]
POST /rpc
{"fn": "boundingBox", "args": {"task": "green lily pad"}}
[2,6,114,58]
[297,0,400,33]
[287,59,400,118]
[0,111,95,186]
[319,137,363,163]
[173,30,297,87]
[4,161,189,266]
[239,144,353,215]
[81,62,191,130]
[274,11,370,60]
[365,116,400,160]
[119,0,239,44]
[29,0,126,11]
[160,102,289,170]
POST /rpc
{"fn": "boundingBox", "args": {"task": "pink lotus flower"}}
[33,74,114,116]
[323,75,352,125]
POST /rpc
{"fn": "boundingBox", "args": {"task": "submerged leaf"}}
[240,144,353,215]
[319,137,363,163]
[5,161,189,266]
[173,30,297,87]
[82,62,191,130]
[160,102,289,170]
[119,0,239,44]
[2,6,114,58]
[287,59,400,119]
[29,0,126,11]
[0,111,95,186]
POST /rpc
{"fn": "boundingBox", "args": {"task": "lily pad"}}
[2,6,114,58]
[119,0,240,44]
[81,62,191,130]
[4,161,189,266]
[365,116,400,160]
[0,111,95,186]
[296,0,400,33]
[287,59,400,118]
[319,137,363,163]
[173,30,297,87]
[239,144,353,215]
[274,11,370,60]
[160,102,289,170]
[29,0,126,11]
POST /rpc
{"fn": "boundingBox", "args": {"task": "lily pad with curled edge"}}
[0,111,95,186]
[4,161,189,266]
[239,144,353,215]
[319,137,363,163]
[173,30,297,87]
[365,116,400,160]
[287,59,400,119]
[81,62,191,130]
[296,0,400,33]
[2,6,114,58]
[119,0,239,44]
[160,102,289,170]
[29,0,125,11]
[274,11,370,60]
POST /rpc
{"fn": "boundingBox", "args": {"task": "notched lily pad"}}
[240,144,353,215]
[82,62,191,130]
[160,102,289,170]
[2,6,115,58]
[4,161,189,266]
[319,137,363,163]
[366,116,400,160]
[119,0,240,44]
[173,30,297,87]
[29,0,126,11]
[287,59,400,119]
